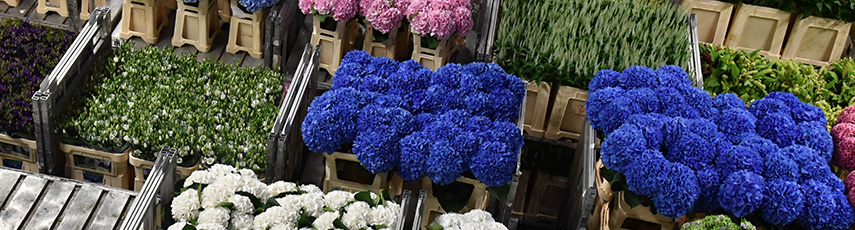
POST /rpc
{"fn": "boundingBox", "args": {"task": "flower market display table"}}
[0,167,137,229]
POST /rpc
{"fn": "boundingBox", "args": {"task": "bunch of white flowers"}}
[168,164,401,230]
[430,209,508,230]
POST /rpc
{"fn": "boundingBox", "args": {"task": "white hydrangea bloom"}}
[212,173,243,193]
[463,209,493,223]
[368,203,399,228]
[300,193,326,217]
[484,222,509,230]
[342,202,370,230]
[230,194,254,214]
[208,164,237,177]
[264,181,298,201]
[171,189,201,221]
[253,206,300,230]
[269,224,297,230]
[167,221,187,230]
[323,191,355,210]
[238,179,267,199]
[184,171,215,187]
[201,183,235,208]
[231,213,254,230]
[196,223,227,230]
[313,211,340,230]
[238,168,256,178]
[198,207,230,226]
[299,184,322,194]
[275,195,303,213]
[436,213,466,229]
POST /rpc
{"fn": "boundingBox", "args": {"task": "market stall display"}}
[426,209,508,230]
[681,215,756,230]
[0,19,75,172]
[359,0,409,59]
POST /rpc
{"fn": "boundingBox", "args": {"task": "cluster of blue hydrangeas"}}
[303,51,525,187]
[587,64,852,226]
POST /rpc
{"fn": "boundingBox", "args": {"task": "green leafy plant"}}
[496,0,690,88]
[681,215,757,230]
[58,43,283,169]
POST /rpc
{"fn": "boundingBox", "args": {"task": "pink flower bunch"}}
[406,0,473,39]
[833,106,855,170]
[847,172,855,207]
[299,0,360,22]
[361,0,407,33]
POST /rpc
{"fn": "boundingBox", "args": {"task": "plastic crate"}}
[173,0,220,52]
[524,172,567,225]
[0,134,38,173]
[362,25,409,60]
[782,16,852,66]
[681,0,734,45]
[606,191,675,230]
[725,3,791,59]
[411,32,463,71]
[36,0,69,17]
[3,0,19,7]
[523,82,550,138]
[544,86,588,140]
[311,15,358,75]
[81,0,108,20]
[119,0,169,44]
[226,0,266,59]
[60,143,132,190]
[419,176,489,230]
[322,151,393,195]
[129,153,199,191]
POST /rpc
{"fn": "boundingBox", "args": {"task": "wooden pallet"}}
[0,167,137,229]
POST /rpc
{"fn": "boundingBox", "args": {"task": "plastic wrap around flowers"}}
[406,0,473,39]
[587,66,853,229]
[428,209,509,230]
[168,164,400,230]
[299,0,360,22]
[301,50,525,187]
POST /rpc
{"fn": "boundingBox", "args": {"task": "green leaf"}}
[324,207,334,212]
[272,191,304,199]
[427,222,444,230]
[217,202,235,210]
[265,198,280,209]
[236,191,263,209]
[375,225,389,229]
[297,214,316,227]
[183,224,197,230]
[334,218,348,229]
[354,191,377,207]
[487,185,511,201]
[624,192,642,208]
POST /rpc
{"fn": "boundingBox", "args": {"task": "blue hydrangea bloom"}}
[828,191,855,230]
[667,134,715,170]
[792,102,827,124]
[353,126,401,173]
[765,92,801,108]
[685,118,719,140]
[716,108,757,136]
[432,63,463,87]
[779,145,826,182]
[655,87,698,118]
[762,179,803,225]
[716,146,763,178]
[718,170,765,218]
[624,151,671,197]
[586,87,625,130]
[356,104,414,136]
[627,88,661,113]
[713,93,745,110]
[598,95,642,135]
[694,167,722,212]
[427,141,467,185]
[302,88,362,153]
[470,141,517,187]
[736,134,779,156]
[618,66,658,89]
[798,180,837,230]
[764,149,799,182]
[487,88,522,122]
[601,124,647,173]
[816,169,846,193]
[341,50,373,67]
[797,121,833,162]
[749,98,791,119]
[681,87,715,118]
[756,112,799,147]
[332,63,366,90]
[654,163,700,218]
[398,132,431,181]
[625,113,668,149]
[483,121,525,151]
[589,69,621,92]
[655,65,692,88]
[365,57,400,79]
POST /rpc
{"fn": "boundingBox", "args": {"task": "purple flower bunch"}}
[405,0,472,39]
[303,50,525,186]
[0,20,74,136]
[359,0,408,33]
[589,66,853,228]
[299,0,360,21]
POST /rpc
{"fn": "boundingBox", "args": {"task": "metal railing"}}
[118,146,178,230]
[31,7,114,175]
[264,0,306,71]
[475,0,500,63]
[688,14,704,89]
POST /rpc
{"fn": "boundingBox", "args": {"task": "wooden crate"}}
[419,176,489,230]
[81,0,108,20]
[782,16,852,66]
[411,32,463,71]
[544,86,588,140]
[0,134,38,173]
[119,0,169,44]
[226,0,266,59]
[725,3,791,59]
[523,82,550,138]
[60,143,132,190]
[606,191,675,230]
[524,172,567,225]
[129,154,199,191]
[312,15,358,75]
[36,0,69,17]
[681,0,734,45]
[173,0,220,52]
[323,151,391,195]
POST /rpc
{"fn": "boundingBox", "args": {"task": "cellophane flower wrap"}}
[405,0,473,39]
[300,0,360,22]
[428,209,508,230]
[360,0,408,34]
[169,164,400,230]
[302,50,524,187]
[0,20,74,136]
[587,65,853,229]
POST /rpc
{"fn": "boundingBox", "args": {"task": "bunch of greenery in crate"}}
[495,0,689,88]
[58,43,283,169]
[0,19,74,137]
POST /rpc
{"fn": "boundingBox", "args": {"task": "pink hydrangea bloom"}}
[314,0,334,14]
[405,0,427,17]
[452,6,472,37]
[393,0,410,12]
[373,7,404,33]
[427,9,454,39]
[365,0,391,22]
[839,105,855,125]
[846,172,855,193]
[406,0,471,38]
[359,0,373,16]
[833,123,855,170]
[410,13,430,35]
[849,187,855,207]
[332,0,358,21]
[299,0,314,14]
